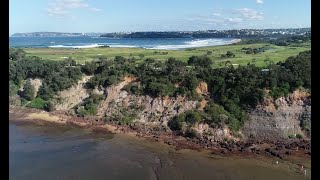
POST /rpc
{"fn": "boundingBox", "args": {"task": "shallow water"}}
[9,122,309,180]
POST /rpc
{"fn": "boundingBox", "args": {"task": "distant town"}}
[11,28,310,39]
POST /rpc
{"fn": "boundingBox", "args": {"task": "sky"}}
[9,0,311,35]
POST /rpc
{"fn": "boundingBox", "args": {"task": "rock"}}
[242,89,310,141]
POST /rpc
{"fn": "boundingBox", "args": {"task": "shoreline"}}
[9,106,310,163]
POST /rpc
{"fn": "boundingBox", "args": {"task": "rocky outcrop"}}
[99,90,198,126]
[29,78,43,96]
[196,81,208,95]
[54,75,92,111]
[19,78,43,97]
[242,89,311,140]
[96,76,138,117]
[192,123,233,141]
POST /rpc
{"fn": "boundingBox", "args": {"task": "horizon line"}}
[10,27,311,36]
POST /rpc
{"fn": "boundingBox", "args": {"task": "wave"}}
[147,38,240,50]
[48,43,136,48]
[109,45,137,48]
[46,38,241,49]
[49,44,106,48]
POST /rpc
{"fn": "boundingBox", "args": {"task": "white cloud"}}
[256,0,264,4]
[185,7,264,29]
[234,8,264,20]
[212,13,221,16]
[90,7,101,12]
[226,18,243,23]
[47,0,101,18]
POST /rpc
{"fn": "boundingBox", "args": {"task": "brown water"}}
[9,121,310,180]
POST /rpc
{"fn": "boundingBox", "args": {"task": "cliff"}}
[242,89,311,140]
[19,77,310,142]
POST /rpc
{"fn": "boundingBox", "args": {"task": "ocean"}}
[9,36,239,50]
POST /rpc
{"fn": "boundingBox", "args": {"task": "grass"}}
[23,42,310,67]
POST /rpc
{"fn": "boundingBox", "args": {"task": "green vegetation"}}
[9,53,82,102]
[27,97,48,109]
[168,110,203,132]
[76,94,104,117]
[238,34,311,46]
[299,109,311,137]
[21,41,310,67]
[9,48,26,61]
[221,51,235,58]
[188,55,213,67]
[19,80,35,101]
[288,134,295,139]
[9,81,19,97]
[296,134,303,139]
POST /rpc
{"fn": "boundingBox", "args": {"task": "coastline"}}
[9,106,310,162]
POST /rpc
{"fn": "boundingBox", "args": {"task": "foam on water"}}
[109,45,137,48]
[49,44,105,48]
[147,38,240,50]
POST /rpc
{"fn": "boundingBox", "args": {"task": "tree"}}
[9,48,26,61]
[226,51,235,58]
[185,111,202,124]
[20,80,35,101]
[187,55,212,67]
[9,81,19,97]
[114,56,126,64]
[139,54,145,59]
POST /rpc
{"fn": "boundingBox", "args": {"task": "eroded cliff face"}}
[50,76,310,141]
[95,79,233,141]
[96,77,198,126]
[19,78,43,97]
[242,89,311,140]
[54,75,92,111]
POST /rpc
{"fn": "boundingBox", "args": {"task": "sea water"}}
[9,36,239,50]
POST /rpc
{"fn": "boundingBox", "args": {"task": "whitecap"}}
[147,38,239,50]
[49,44,104,48]
[108,45,137,48]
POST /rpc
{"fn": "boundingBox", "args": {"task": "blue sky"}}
[9,0,310,34]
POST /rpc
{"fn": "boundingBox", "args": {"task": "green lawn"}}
[23,42,310,67]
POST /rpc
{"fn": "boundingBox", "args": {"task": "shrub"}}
[184,111,202,124]
[103,75,118,87]
[288,134,295,139]
[138,54,145,59]
[9,81,19,97]
[20,98,29,106]
[185,128,198,138]
[228,117,241,132]
[118,109,137,125]
[188,55,213,67]
[45,101,55,112]
[168,115,184,131]
[27,98,47,109]
[20,80,35,101]
[299,112,311,132]
[296,134,303,139]
[119,115,135,125]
